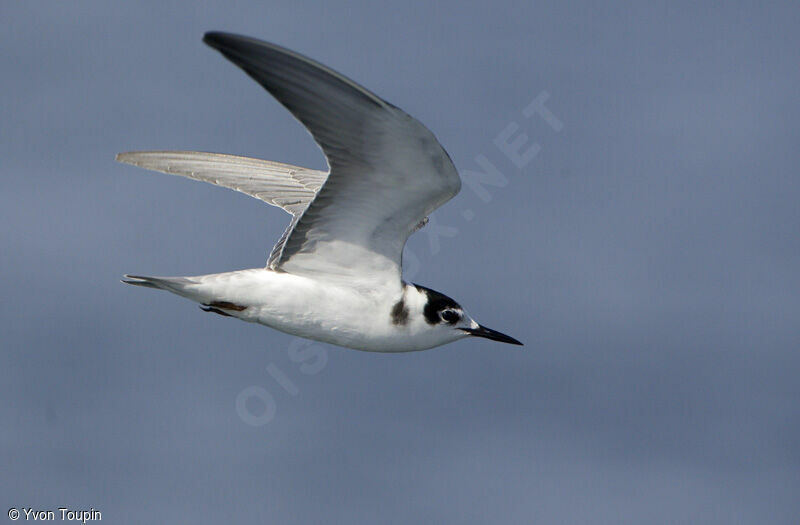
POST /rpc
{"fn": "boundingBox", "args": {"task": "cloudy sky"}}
[2,1,798,523]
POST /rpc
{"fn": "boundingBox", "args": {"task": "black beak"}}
[462,325,523,346]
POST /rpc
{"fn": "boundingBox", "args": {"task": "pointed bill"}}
[462,325,523,346]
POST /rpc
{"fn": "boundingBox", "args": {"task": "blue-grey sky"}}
[2,1,799,523]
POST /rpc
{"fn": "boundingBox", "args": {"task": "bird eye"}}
[440,309,460,324]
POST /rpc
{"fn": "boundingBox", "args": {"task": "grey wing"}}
[204,32,461,286]
[116,151,327,216]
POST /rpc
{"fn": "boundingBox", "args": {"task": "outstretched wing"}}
[116,151,327,216]
[204,32,461,287]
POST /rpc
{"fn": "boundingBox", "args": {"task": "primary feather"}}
[115,151,327,216]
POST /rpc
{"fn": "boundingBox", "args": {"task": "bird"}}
[119,32,522,352]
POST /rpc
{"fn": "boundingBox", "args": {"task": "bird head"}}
[407,284,522,347]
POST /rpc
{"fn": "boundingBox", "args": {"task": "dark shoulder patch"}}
[413,284,461,325]
[390,299,409,326]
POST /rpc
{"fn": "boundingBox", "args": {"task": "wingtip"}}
[203,31,245,50]
[202,31,287,58]
[202,31,222,46]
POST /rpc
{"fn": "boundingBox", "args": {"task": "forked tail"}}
[122,274,249,319]
[121,274,197,294]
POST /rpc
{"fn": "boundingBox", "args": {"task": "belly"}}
[215,270,408,351]
[252,301,423,353]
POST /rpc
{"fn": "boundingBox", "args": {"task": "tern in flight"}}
[120,32,522,352]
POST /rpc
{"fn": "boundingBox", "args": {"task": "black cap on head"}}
[414,284,462,325]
